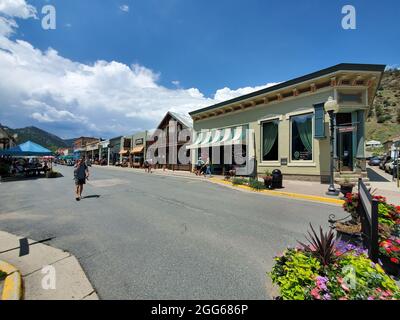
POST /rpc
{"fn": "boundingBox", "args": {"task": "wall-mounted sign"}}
[135,138,144,145]
[338,126,355,133]
[280,158,288,166]
[338,92,363,104]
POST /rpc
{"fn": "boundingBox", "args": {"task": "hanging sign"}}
[338,126,355,133]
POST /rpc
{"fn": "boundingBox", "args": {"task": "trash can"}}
[271,169,283,189]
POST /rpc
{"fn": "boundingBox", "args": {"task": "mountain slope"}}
[366,68,400,142]
[6,126,69,151]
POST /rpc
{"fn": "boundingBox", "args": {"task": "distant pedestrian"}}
[144,158,153,173]
[195,157,205,176]
[74,158,89,201]
[204,157,212,177]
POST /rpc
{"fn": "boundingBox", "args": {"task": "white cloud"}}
[0,0,37,36]
[213,83,280,102]
[0,0,278,138]
[0,0,37,19]
[0,15,16,36]
[119,4,129,12]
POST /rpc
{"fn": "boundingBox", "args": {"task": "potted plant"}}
[46,170,61,178]
[339,177,355,197]
[269,224,400,300]
[262,169,273,189]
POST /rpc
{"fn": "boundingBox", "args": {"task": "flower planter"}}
[263,176,273,189]
[339,184,354,197]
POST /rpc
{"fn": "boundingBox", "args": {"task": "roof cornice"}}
[189,63,386,117]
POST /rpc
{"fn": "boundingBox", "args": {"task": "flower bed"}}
[341,193,400,273]
[373,196,400,270]
[269,225,400,300]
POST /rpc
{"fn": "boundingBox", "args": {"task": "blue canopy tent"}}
[0,141,52,156]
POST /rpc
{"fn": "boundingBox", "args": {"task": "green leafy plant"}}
[231,177,246,186]
[263,169,272,177]
[298,224,337,266]
[340,177,354,186]
[269,239,400,300]
[46,170,60,178]
[270,248,321,300]
[248,178,265,191]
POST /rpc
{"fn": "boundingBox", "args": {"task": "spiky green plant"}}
[298,224,337,266]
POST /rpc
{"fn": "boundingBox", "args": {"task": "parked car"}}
[368,156,381,166]
[379,155,391,170]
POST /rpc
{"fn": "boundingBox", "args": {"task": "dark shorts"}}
[75,178,86,185]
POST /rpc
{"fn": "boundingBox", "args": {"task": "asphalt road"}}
[0,165,343,299]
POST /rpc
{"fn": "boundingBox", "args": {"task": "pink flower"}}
[311,287,321,300]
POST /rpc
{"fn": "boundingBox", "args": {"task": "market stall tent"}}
[0,140,52,156]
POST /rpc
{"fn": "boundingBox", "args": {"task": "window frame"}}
[260,117,280,165]
[289,112,314,163]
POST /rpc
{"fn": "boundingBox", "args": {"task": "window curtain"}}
[263,122,278,158]
[296,116,312,153]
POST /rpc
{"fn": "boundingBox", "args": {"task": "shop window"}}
[262,120,279,161]
[291,113,313,161]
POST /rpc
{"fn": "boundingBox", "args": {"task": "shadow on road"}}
[367,168,390,182]
[82,195,101,200]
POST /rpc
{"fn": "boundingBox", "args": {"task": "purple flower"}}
[323,293,331,300]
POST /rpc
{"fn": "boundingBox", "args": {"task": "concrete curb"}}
[209,178,345,206]
[0,260,23,300]
[92,165,345,205]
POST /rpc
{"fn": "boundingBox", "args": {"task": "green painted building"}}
[188,64,385,182]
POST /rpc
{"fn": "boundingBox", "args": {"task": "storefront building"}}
[109,136,122,165]
[0,125,17,150]
[130,131,154,168]
[85,140,100,162]
[188,64,385,182]
[151,112,193,171]
[73,137,99,160]
[119,135,132,166]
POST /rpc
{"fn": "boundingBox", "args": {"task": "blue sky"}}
[0,0,399,138]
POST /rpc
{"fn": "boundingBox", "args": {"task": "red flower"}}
[390,258,399,264]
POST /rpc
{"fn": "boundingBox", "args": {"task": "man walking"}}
[74,158,89,201]
[204,157,212,177]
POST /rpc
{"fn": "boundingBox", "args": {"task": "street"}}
[0,165,343,299]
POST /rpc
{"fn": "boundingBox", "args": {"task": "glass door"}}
[336,113,354,172]
[339,131,353,171]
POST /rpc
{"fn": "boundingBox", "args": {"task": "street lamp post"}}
[325,97,339,196]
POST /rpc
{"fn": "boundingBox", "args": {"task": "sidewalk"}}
[0,231,98,300]
[94,165,345,205]
[93,165,399,206]
[366,166,400,205]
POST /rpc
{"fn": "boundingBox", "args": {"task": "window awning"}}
[131,146,144,154]
[119,150,129,155]
[186,125,247,149]
[186,131,205,149]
